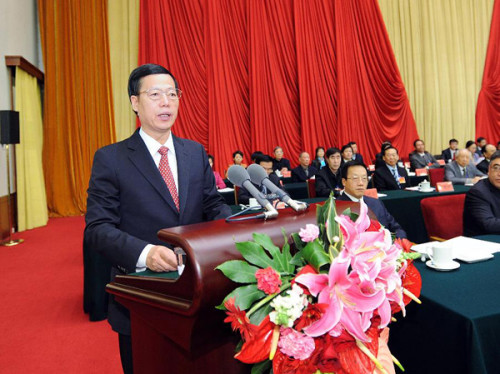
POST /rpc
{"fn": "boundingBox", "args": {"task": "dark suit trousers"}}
[119,333,133,374]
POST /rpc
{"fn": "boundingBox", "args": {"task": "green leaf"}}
[302,240,331,271]
[251,359,272,374]
[281,230,295,273]
[215,260,260,283]
[326,196,340,245]
[253,233,288,272]
[291,232,304,251]
[248,302,273,326]
[236,241,274,269]
[218,284,266,311]
[290,250,305,267]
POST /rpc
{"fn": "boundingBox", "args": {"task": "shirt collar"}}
[139,128,175,157]
[343,190,363,203]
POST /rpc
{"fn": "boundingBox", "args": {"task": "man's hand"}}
[471,176,482,184]
[146,245,177,272]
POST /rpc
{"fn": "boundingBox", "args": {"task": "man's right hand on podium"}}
[146,245,177,272]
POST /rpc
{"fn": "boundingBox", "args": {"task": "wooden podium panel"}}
[107,201,361,373]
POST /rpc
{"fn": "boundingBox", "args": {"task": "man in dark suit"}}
[272,146,291,173]
[441,138,459,163]
[338,161,407,238]
[315,147,343,197]
[238,154,281,204]
[463,151,500,236]
[409,139,440,171]
[476,144,496,174]
[373,146,411,190]
[291,152,317,182]
[84,64,231,374]
[476,137,487,157]
[348,141,364,165]
[444,149,484,185]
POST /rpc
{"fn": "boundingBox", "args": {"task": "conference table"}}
[388,235,500,374]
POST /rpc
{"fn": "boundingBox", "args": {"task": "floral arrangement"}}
[216,196,422,374]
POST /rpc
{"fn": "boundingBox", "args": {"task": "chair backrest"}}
[428,168,445,187]
[420,194,465,241]
[307,178,316,198]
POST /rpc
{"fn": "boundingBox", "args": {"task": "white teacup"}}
[419,180,431,191]
[249,198,260,208]
[427,244,454,268]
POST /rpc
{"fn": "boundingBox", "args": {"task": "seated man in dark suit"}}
[291,152,317,182]
[409,139,440,171]
[238,154,281,204]
[272,146,291,174]
[373,146,411,190]
[444,149,484,185]
[338,161,407,238]
[463,151,500,236]
[374,141,392,169]
[441,138,459,163]
[348,141,364,164]
[476,137,487,157]
[315,147,343,197]
[476,144,496,174]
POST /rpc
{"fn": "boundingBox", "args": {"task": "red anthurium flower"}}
[367,219,382,232]
[291,265,317,295]
[395,238,413,253]
[224,298,254,341]
[235,315,274,363]
[294,303,327,332]
[392,262,422,314]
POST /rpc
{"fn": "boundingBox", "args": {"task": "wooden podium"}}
[107,201,358,373]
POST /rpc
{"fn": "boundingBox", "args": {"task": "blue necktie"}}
[392,167,401,187]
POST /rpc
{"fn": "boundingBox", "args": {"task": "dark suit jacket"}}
[337,194,407,238]
[352,153,364,165]
[273,158,291,171]
[463,179,500,236]
[238,172,281,204]
[409,151,439,171]
[476,159,489,174]
[373,164,411,191]
[291,165,318,182]
[84,130,231,334]
[315,167,342,197]
[441,148,456,163]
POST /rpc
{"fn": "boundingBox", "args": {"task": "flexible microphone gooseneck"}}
[247,164,308,212]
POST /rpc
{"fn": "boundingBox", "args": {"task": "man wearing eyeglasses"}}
[337,161,407,238]
[84,64,231,374]
[463,151,500,236]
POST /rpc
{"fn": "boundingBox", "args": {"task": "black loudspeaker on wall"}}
[0,111,20,145]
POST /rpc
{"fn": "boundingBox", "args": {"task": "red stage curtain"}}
[476,0,500,144]
[139,0,418,173]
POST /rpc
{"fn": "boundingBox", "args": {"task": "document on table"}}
[218,187,234,192]
[412,236,499,263]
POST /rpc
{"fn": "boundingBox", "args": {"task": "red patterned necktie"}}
[158,146,179,211]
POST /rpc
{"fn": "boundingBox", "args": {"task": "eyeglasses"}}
[491,165,500,172]
[139,88,182,101]
[346,176,368,182]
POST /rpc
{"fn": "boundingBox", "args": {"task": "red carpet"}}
[0,216,122,374]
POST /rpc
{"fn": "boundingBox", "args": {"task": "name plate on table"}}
[437,159,446,165]
[416,168,428,176]
[368,164,375,171]
[282,170,291,178]
[436,181,454,192]
[404,161,411,169]
[364,188,378,199]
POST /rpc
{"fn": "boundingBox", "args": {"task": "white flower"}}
[270,284,308,327]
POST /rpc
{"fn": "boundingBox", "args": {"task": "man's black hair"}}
[325,147,341,159]
[128,63,178,98]
[413,139,424,148]
[255,154,273,164]
[232,150,244,158]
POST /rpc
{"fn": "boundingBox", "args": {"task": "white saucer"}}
[419,188,434,193]
[426,260,460,271]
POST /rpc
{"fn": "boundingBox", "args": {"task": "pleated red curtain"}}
[139,0,417,173]
[476,0,500,144]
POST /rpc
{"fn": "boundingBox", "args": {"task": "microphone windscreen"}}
[227,165,250,187]
[247,163,268,185]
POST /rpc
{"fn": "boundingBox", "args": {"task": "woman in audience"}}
[465,140,481,164]
[315,147,343,197]
[341,144,354,164]
[208,155,226,189]
[312,147,326,170]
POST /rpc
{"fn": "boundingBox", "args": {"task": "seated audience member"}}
[476,137,487,157]
[208,154,226,189]
[409,139,440,171]
[315,147,343,197]
[291,152,318,182]
[238,154,281,205]
[349,141,364,164]
[338,161,407,238]
[476,144,497,174]
[465,140,481,164]
[463,151,500,236]
[231,150,247,168]
[272,146,291,173]
[444,149,485,185]
[441,138,459,163]
[341,144,354,164]
[373,146,411,190]
[312,147,326,170]
[497,141,500,150]
[251,151,264,163]
[374,141,392,169]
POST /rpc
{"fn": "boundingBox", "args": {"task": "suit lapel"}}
[126,131,180,213]
[173,135,190,215]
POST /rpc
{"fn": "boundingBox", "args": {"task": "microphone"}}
[247,164,308,212]
[227,165,278,220]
